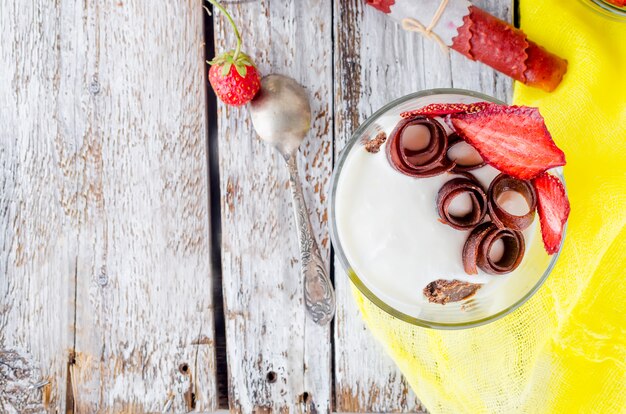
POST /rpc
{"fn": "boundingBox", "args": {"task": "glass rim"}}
[580,0,626,19]
[328,88,566,330]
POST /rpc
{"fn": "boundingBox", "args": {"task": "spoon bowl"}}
[250,75,311,156]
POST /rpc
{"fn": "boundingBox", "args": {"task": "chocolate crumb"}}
[461,302,475,311]
[364,131,387,153]
[423,279,482,305]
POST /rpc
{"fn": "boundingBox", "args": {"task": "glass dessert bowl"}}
[329,89,567,329]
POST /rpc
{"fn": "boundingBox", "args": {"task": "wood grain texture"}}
[1,2,75,412]
[67,1,216,412]
[2,0,216,412]
[332,1,512,412]
[214,1,333,412]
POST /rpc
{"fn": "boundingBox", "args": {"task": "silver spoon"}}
[250,74,336,325]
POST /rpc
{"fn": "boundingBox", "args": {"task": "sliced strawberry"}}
[450,106,565,180]
[606,0,626,7]
[532,173,570,254]
[401,102,495,119]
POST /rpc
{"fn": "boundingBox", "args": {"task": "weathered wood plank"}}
[1,2,75,412]
[332,0,512,412]
[66,1,217,412]
[214,1,333,412]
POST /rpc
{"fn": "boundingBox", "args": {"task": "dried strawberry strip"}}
[451,6,567,92]
[437,177,488,230]
[488,174,537,231]
[364,1,567,92]
[386,116,454,178]
[447,134,486,173]
[400,102,494,119]
[463,222,525,275]
[366,0,395,14]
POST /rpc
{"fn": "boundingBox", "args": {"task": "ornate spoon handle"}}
[286,154,336,325]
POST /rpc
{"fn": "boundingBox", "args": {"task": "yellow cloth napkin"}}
[354,1,626,412]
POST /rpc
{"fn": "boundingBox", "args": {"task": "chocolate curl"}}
[365,0,568,92]
[488,174,537,231]
[437,176,487,230]
[363,131,387,153]
[386,116,454,178]
[447,134,486,172]
[463,222,525,275]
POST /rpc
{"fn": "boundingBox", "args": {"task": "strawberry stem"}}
[208,0,242,61]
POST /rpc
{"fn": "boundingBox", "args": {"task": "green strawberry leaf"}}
[235,63,247,78]
[236,52,255,67]
[221,62,232,77]
[208,50,237,66]
[209,49,256,74]
[209,54,228,66]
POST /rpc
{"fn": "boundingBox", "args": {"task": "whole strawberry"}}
[208,0,261,106]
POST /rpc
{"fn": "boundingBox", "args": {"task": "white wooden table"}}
[1,0,512,412]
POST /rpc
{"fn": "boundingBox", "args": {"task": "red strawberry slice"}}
[401,102,495,119]
[606,0,625,6]
[450,106,566,180]
[532,173,570,254]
